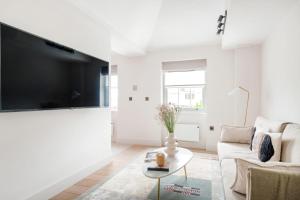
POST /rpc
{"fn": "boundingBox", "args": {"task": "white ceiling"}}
[67,0,225,56]
[222,0,300,48]
[66,0,299,55]
[148,0,224,51]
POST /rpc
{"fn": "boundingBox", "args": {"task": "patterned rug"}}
[77,153,224,200]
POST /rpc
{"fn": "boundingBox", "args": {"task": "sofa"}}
[217,116,300,200]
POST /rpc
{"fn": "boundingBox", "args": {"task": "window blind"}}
[162,59,207,72]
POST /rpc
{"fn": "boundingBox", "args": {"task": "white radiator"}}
[174,123,200,142]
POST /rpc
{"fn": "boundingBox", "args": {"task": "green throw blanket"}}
[247,167,300,200]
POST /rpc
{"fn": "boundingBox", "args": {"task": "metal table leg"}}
[157,178,160,200]
[184,165,187,180]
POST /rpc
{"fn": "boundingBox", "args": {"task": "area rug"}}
[77,153,224,200]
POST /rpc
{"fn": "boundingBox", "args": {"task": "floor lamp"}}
[228,86,250,126]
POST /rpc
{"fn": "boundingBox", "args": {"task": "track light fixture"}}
[217,10,227,35]
[217,29,222,35]
[217,15,224,23]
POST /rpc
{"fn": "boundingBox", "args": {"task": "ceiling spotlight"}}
[216,10,227,35]
[217,28,223,35]
[218,23,224,28]
[217,15,224,23]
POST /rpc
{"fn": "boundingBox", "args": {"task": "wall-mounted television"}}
[0,23,109,112]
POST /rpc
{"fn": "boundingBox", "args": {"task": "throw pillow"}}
[259,134,274,162]
[251,132,282,162]
[249,127,256,150]
[250,123,269,151]
[220,125,254,144]
[231,158,300,195]
[254,116,285,133]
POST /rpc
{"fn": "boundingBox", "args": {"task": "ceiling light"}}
[217,15,224,23]
[216,10,227,35]
[218,23,224,29]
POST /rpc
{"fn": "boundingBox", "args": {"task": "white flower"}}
[157,104,180,134]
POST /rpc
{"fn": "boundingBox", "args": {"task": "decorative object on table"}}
[158,104,180,156]
[147,167,169,172]
[156,152,165,167]
[165,134,178,156]
[144,151,157,162]
[227,86,249,126]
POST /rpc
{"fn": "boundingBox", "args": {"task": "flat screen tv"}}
[0,23,109,112]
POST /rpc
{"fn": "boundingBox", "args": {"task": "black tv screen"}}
[0,23,109,111]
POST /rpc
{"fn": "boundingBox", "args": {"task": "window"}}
[163,70,206,111]
[110,65,118,110]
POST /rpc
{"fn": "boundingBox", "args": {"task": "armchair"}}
[247,167,300,200]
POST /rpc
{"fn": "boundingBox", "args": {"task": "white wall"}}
[112,45,236,151]
[111,111,118,142]
[0,1,111,199]
[261,1,300,123]
[0,109,111,200]
[233,45,261,126]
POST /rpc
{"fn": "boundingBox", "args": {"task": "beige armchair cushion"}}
[231,158,300,194]
[220,125,254,144]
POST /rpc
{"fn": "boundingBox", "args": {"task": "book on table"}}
[144,151,157,162]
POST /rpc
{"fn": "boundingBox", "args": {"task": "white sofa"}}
[217,117,300,200]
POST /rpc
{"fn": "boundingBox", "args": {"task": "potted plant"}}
[158,104,180,156]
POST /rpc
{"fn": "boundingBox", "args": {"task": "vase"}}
[164,133,178,157]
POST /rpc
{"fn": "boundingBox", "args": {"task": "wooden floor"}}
[50,145,149,200]
[50,145,217,200]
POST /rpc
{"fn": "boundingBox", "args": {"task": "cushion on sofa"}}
[254,116,285,133]
[281,124,300,163]
[220,125,254,144]
[251,132,282,162]
[231,158,300,195]
[218,142,258,161]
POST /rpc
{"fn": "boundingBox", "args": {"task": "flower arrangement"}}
[158,104,180,135]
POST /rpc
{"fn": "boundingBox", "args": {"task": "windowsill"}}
[180,109,207,115]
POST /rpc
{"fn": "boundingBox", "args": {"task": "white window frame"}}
[163,70,207,112]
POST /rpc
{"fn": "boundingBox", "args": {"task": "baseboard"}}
[206,143,217,152]
[26,152,119,200]
[177,141,206,149]
[116,138,161,147]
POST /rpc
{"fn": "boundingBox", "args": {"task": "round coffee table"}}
[143,147,193,200]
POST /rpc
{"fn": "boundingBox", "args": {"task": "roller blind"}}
[162,59,207,72]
